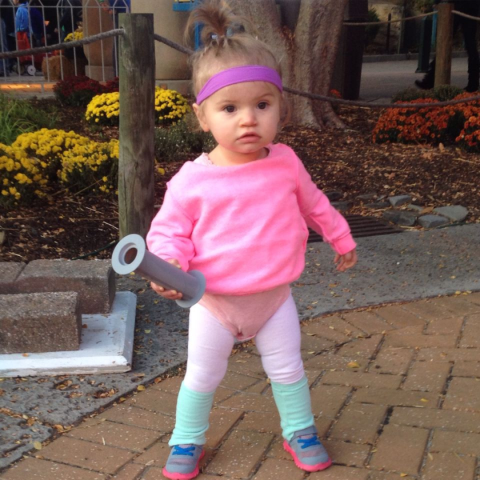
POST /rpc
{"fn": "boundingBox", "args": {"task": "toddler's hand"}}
[150,259,183,301]
[334,249,357,272]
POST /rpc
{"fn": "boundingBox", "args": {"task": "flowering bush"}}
[104,76,119,93]
[54,75,106,107]
[0,129,119,207]
[85,92,120,125]
[454,93,480,152]
[372,93,480,151]
[12,128,89,181]
[0,143,47,207]
[64,30,83,42]
[154,88,190,126]
[85,87,190,126]
[59,138,119,194]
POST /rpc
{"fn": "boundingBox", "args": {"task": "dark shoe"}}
[415,79,434,90]
[283,426,332,472]
[465,84,479,93]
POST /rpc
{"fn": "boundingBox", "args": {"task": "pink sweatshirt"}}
[146,143,356,295]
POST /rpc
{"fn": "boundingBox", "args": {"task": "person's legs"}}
[164,304,235,480]
[255,295,331,471]
[416,6,464,90]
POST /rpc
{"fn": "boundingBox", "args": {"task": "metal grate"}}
[308,215,401,243]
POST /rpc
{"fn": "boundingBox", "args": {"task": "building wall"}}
[132,0,190,81]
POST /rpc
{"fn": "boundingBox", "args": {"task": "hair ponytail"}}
[185,0,246,48]
[186,0,281,98]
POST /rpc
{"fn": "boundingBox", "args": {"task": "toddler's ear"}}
[193,103,210,132]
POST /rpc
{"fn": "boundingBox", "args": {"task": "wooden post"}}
[118,13,155,240]
[434,1,454,87]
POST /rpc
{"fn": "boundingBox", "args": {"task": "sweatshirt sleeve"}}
[146,186,195,272]
[295,157,356,255]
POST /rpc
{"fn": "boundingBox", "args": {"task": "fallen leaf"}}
[347,361,361,369]
[33,441,42,450]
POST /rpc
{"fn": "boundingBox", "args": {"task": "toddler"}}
[146,1,358,479]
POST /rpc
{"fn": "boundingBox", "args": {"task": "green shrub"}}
[154,117,216,163]
[431,84,465,102]
[392,85,464,103]
[0,94,58,145]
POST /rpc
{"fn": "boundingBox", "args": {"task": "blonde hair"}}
[185,0,282,97]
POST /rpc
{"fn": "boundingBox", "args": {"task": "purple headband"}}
[196,65,283,104]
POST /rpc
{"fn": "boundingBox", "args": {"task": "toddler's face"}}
[194,81,281,164]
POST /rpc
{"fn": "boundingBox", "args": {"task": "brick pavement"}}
[1,292,480,480]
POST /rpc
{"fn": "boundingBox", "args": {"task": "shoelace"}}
[298,435,321,449]
[172,445,196,456]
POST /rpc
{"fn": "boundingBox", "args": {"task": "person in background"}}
[14,0,43,47]
[59,0,82,42]
[415,0,479,93]
[28,0,44,47]
[0,18,10,76]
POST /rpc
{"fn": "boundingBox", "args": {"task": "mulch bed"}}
[1,102,479,263]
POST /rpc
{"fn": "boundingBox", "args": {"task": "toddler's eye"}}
[224,105,235,113]
[258,102,268,110]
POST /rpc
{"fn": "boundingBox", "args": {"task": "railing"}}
[0,0,129,82]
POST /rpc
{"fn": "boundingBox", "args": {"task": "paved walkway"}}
[2,291,480,480]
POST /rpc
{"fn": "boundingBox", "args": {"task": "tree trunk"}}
[229,0,348,129]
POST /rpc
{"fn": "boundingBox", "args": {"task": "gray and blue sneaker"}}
[162,444,205,480]
[283,426,332,472]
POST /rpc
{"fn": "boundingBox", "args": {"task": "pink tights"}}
[184,294,305,393]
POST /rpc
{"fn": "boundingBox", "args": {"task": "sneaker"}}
[162,444,205,480]
[283,426,332,472]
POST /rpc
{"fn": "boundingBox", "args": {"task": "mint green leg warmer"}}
[271,375,315,441]
[169,382,215,446]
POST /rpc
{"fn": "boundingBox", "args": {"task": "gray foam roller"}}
[112,234,206,308]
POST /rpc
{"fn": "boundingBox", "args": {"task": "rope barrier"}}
[344,11,435,27]
[1,23,479,110]
[152,35,480,109]
[153,33,192,56]
[284,86,480,109]
[0,29,124,60]
[343,9,480,27]
[452,9,480,22]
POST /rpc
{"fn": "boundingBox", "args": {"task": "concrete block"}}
[15,259,115,314]
[0,292,81,354]
[0,291,136,376]
[0,262,26,294]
